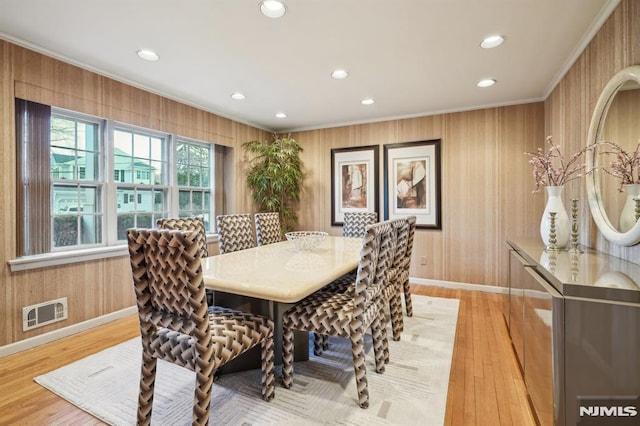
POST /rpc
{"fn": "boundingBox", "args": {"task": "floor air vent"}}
[22,297,68,331]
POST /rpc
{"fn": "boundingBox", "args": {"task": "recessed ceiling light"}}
[275,112,287,118]
[477,79,496,88]
[331,69,349,80]
[480,35,505,49]
[231,93,246,100]
[136,49,159,61]
[260,1,286,18]
[361,98,375,105]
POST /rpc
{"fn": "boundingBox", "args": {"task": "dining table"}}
[201,235,362,371]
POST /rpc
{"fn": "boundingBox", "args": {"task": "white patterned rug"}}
[35,296,459,426]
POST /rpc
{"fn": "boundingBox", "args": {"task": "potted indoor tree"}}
[243,134,303,232]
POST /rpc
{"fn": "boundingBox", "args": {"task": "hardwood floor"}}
[0,285,535,425]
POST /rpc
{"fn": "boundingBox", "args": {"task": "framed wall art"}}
[383,139,441,229]
[331,145,379,226]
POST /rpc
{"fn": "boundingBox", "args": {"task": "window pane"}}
[137,189,153,211]
[79,186,98,213]
[77,151,99,181]
[78,121,99,152]
[137,213,153,229]
[52,185,78,213]
[150,137,164,161]
[154,191,164,212]
[179,190,190,210]
[150,160,165,185]
[114,130,133,155]
[132,160,151,185]
[114,155,133,182]
[202,167,210,187]
[53,216,78,247]
[193,191,203,209]
[117,214,135,240]
[51,117,76,148]
[133,134,150,159]
[177,168,188,185]
[189,168,201,187]
[117,188,134,211]
[51,147,76,180]
[80,215,101,245]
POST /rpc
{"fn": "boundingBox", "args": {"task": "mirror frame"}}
[586,65,640,246]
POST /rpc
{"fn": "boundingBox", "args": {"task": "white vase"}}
[618,183,640,232]
[540,186,570,249]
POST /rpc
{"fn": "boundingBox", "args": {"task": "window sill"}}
[8,234,219,272]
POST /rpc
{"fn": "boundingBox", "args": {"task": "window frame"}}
[10,104,219,270]
[174,137,214,232]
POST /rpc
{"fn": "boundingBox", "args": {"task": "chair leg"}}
[282,326,294,389]
[350,332,370,408]
[402,272,413,317]
[261,333,275,401]
[313,333,325,356]
[322,334,330,350]
[370,315,386,374]
[193,353,215,426]
[378,300,390,364]
[137,353,157,426]
[390,289,404,341]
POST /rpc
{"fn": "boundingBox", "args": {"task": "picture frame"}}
[331,145,379,226]
[383,139,441,229]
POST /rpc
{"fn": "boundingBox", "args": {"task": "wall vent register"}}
[22,297,68,331]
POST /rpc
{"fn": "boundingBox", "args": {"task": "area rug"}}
[35,295,459,425]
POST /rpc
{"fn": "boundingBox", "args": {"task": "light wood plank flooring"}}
[0,285,535,425]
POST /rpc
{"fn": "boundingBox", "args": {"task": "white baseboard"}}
[411,277,509,294]
[0,306,137,358]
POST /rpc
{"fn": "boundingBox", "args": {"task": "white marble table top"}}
[202,236,362,303]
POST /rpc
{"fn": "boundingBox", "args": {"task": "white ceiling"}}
[0,0,619,132]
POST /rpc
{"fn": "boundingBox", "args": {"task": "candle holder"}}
[546,212,559,251]
[570,251,580,282]
[569,199,582,253]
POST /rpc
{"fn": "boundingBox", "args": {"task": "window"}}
[50,114,103,249]
[176,140,212,230]
[15,99,217,257]
[113,128,169,240]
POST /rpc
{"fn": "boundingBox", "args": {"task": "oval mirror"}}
[586,65,640,246]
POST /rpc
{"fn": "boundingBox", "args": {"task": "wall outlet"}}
[420,256,427,265]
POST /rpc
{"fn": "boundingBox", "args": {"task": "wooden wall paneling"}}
[443,109,501,285]
[396,115,446,280]
[101,257,137,313]
[1,41,15,347]
[497,103,545,286]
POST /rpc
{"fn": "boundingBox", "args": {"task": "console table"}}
[506,238,640,426]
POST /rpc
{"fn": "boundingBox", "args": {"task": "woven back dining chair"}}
[157,216,208,256]
[127,228,275,426]
[254,212,282,246]
[281,221,393,408]
[343,211,378,238]
[401,216,417,317]
[383,217,409,341]
[312,218,406,354]
[215,213,256,254]
[157,216,212,305]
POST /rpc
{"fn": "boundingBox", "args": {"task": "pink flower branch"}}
[597,140,640,191]
[524,136,593,192]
